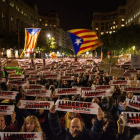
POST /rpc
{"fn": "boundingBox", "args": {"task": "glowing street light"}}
[47,34,51,38]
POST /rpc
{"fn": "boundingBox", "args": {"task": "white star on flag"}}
[31,31,35,35]
[75,39,82,46]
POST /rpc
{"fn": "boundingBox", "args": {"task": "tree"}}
[100,23,140,56]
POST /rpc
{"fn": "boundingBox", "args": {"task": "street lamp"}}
[133,46,135,55]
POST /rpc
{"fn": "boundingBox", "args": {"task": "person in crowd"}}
[20,115,46,140]
[48,105,104,140]
[0,112,18,132]
[60,112,85,129]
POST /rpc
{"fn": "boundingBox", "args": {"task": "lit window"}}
[39,19,41,21]
[11,16,14,22]
[111,27,112,29]
[16,6,19,11]
[109,31,112,34]
[10,1,14,7]
[113,26,115,29]
[122,19,125,21]
[113,21,115,24]
[20,9,23,14]
[54,25,56,27]
[95,28,98,30]
[1,12,4,18]
[113,31,115,33]
[45,23,48,26]
[101,32,104,35]
[131,18,133,21]
[126,21,127,24]
[116,25,118,28]
[106,31,108,33]
[50,25,52,26]
[2,0,5,2]
[121,24,124,27]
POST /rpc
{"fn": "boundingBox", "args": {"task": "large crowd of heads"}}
[0,58,140,140]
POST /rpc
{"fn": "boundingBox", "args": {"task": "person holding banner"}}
[20,115,46,140]
[48,105,104,140]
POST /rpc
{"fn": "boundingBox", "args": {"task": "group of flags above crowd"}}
[20,28,103,58]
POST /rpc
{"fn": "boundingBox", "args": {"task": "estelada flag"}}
[68,29,103,56]
[24,28,41,52]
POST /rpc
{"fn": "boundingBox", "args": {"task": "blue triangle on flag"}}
[26,28,40,36]
[68,33,84,55]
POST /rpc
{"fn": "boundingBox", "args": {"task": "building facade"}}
[126,0,140,26]
[92,6,126,37]
[39,11,68,48]
[0,0,38,37]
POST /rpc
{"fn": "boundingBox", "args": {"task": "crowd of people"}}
[0,58,140,140]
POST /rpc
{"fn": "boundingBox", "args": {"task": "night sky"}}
[24,0,126,31]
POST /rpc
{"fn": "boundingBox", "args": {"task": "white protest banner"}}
[25,89,50,97]
[94,85,114,91]
[74,69,86,74]
[121,112,140,127]
[55,100,99,114]
[81,87,94,91]
[7,60,18,67]
[110,68,124,77]
[25,72,39,76]
[122,87,140,93]
[27,77,41,82]
[134,96,140,102]
[8,74,24,79]
[0,91,18,100]
[110,80,130,85]
[82,89,112,98]
[99,63,111,73]
[62,76,74,81]
[24,84,46,90]
[0,132,42,140]
[20,65,30,69]
[55,88,81,95]
[126,98,140,110]
[19,100,54,110]
[43,74,60,80]
[0,105,14,115]
[125,70,139,74]
[7,80,29,87]
[131,55,140,69]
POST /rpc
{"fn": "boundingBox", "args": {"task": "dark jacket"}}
[48,112,103,140]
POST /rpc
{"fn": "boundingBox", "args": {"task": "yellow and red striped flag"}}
[24,28,41,52]
[68,29,103,56]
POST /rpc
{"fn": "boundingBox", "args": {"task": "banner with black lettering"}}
[121,112,140,127]
[55,88,81,95]
[19,100,54,110]
[7,80,29,87]
[126,98,140,110]
[0,91,18,100]
[81,87,94,92]
[0,132,42,140]
[93,85,114,91]
[55,100,99,114]
[25,89,51,97]
[74,69,86,74]
[122,87,140,93]
[8,74,24,79]
[110,80,131,85]
[82,89,112,98]
[134,96,140,102]
[43,74,60,80]
[62,76,74,81]
[0,105,14,115]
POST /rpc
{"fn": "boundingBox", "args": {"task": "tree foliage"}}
[100,23,140,56]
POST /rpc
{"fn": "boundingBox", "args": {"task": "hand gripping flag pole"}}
[67,29,103,56]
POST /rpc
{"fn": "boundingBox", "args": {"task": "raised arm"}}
[48,105,66,140]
